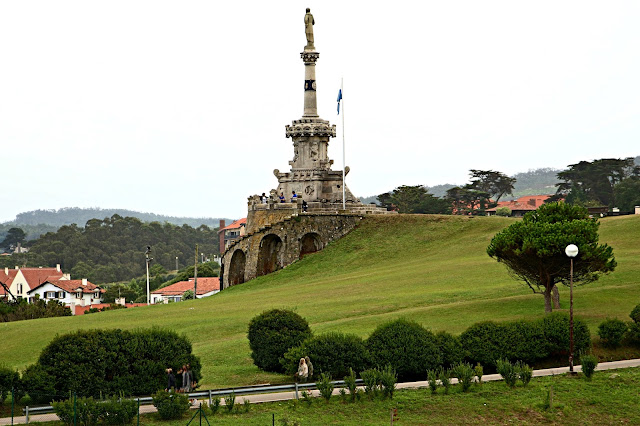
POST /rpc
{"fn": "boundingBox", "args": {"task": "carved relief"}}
[304,185,315,196]
[285,122,337,138]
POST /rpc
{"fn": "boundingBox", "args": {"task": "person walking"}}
[295,357,308,382]
[182,364,192,393]
[304,356,313,379]
[166,368,176,391]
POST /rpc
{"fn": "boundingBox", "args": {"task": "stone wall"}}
[220,213,363,289]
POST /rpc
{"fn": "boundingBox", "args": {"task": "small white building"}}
[27,278,104,308]
[150,277,220,304]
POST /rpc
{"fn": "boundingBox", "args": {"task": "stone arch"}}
[299,232,322,258]
[228,249,247,286]
[256,234,284,277]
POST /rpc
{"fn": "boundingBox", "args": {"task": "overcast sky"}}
[2,1,639,223]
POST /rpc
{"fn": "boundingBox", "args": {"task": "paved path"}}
[2,359,639,425]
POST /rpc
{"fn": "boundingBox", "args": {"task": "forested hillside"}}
[1,215,219,283]
[5,207,228,228]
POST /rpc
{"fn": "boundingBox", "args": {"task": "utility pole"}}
[193,244,198,299]
[145,246,152,305]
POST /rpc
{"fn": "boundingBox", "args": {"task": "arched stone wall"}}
[220,213,363,289]
[228,249,247,285]
[299,232,322,258]
[256,234,283,277]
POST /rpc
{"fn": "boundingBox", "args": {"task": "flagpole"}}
[341,78,346,210]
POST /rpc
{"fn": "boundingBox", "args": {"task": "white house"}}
[27,278,104,308]
[150,277,220,304]
[5,265,69,302]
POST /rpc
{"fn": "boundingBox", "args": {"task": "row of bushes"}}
[248,310,593,382]
[0,328,202,404]
[597,305,640,347]
[52,396,138,425]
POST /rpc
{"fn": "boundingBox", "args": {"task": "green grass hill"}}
[1,214,638,389]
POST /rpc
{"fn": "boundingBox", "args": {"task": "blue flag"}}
[337,89,342,114]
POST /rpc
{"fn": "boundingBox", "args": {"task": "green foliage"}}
[629,304,640,324]
[30,329,201,398]
[25,214,219,283]
[168,262,220,285]
[378,365,397,399]
[597,318,628,348]
[580,354,598,380]
[0,365,20,405]
[53,396,100,426]
[452,362,474,392]
[152,390,190,420]
[435,331,464,369]
[248,309,312,373]
[614,178,640,212]
[316,373,334,401]
[496,359,518,388]
[20,364,55,404]
[101,284,138,304]
[225,392,236,412]
[626,323,640,347]
[427,369,439,394]
[474,363,484,384]
[495,206,512,217]
[468,169,516,203]
[502,319,548,363]
[0,298,71,323]
[366,318,441,381]
[516,361,533,386]
[1,227,26,252]
[542,313,591,357]
[459,321,506,368]
[438,367,451,394]
[360,369,380,398]
[377,185,450,214]
[283,332,370,378]
[210,396,221,414]
[487,202,616,312]
[343,368,357,402]
[182,289,195,300]
[446,186,491,215]
[99,396,139,425]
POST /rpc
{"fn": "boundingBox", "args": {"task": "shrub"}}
[438,367,451,394]
[282,332,370,378]
[496,359,518,388]
[33,328,201,398]
[460,321,507,368]
[152,390,190,420]
[0,366,20,405]
[182,290,194,300]
[435,331,464,369]
[361,369,380,398]
[366,319,441,381]
[343,368,357,402]
[626,322,640,346]
[452,362,474,392]
[99,396,138,425]
[378,365,397,399]
[225,392,236,412]
[53,396,101,426]
[502,320,547,363]
[580,354,598,380]
[210,396,221,414]
[248,309,312,373]
[516,361,533,386]
[474,363,484,384]
[541,313,591,357]
[597,318,628,348]
[316,373,334,401]
[427,369,439,394]
[495,207,512,217]
[630,304,640,324]
[20,364,56,404]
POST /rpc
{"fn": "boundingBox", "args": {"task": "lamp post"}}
[565,243,579,373]
[145,246,153,306]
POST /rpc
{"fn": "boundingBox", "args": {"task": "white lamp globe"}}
[565,244,579,258]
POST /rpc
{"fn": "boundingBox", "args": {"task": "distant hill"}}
[3,208,230,229]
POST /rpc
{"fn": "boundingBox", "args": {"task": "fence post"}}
[11,387,14,426]
[294,382,299,400]
[25,406,29,424]
[137,398,140,426]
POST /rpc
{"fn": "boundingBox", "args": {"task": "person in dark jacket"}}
[166,368,176,391]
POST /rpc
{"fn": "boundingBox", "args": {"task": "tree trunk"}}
[544,289,553,313]
[552,285,560,309]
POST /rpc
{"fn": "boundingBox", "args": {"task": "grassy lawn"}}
[32,367,640,425]
[0,214,638,389]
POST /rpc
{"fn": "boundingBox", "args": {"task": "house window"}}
[76,292,82,299]
[17,284,23,294]
[45,291,57,299]
[95,291,100,298]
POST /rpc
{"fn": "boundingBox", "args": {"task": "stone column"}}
[302,50,320,117]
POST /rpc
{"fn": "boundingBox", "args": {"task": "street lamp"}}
[145,246,153,306]
[565,243,579,373]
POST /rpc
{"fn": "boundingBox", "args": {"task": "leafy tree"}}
[446,186,491,215]
[182,289,194,300]
[468,170,516,203]
[377,185,450,214]
[495,207,512,217]
[613,178,640,212]
[1,227,26,252]
[101,284,138,304]
[487,202,616,313]
[552,157,639,207]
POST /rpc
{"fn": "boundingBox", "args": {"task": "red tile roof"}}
[18,268,64,291]
[29,279,104,294]
[219,218,247,232]
[73,303,146,315]
[151,277,220,296]
[486,195,553,212]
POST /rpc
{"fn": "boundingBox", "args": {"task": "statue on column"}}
[304,8,315,49]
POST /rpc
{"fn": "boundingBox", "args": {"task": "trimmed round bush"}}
[436,331,464,369]
[501,320,547,363]
[20,364,55,404]
[152,390,190,420]
[541,313,591,356]
[31,329,201,398]
[248,309,312,373]
[460,321,507,368]
[282,332,370,378]
[626,322,640,347]
[597,318,628,348]
[366,319,441,381]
